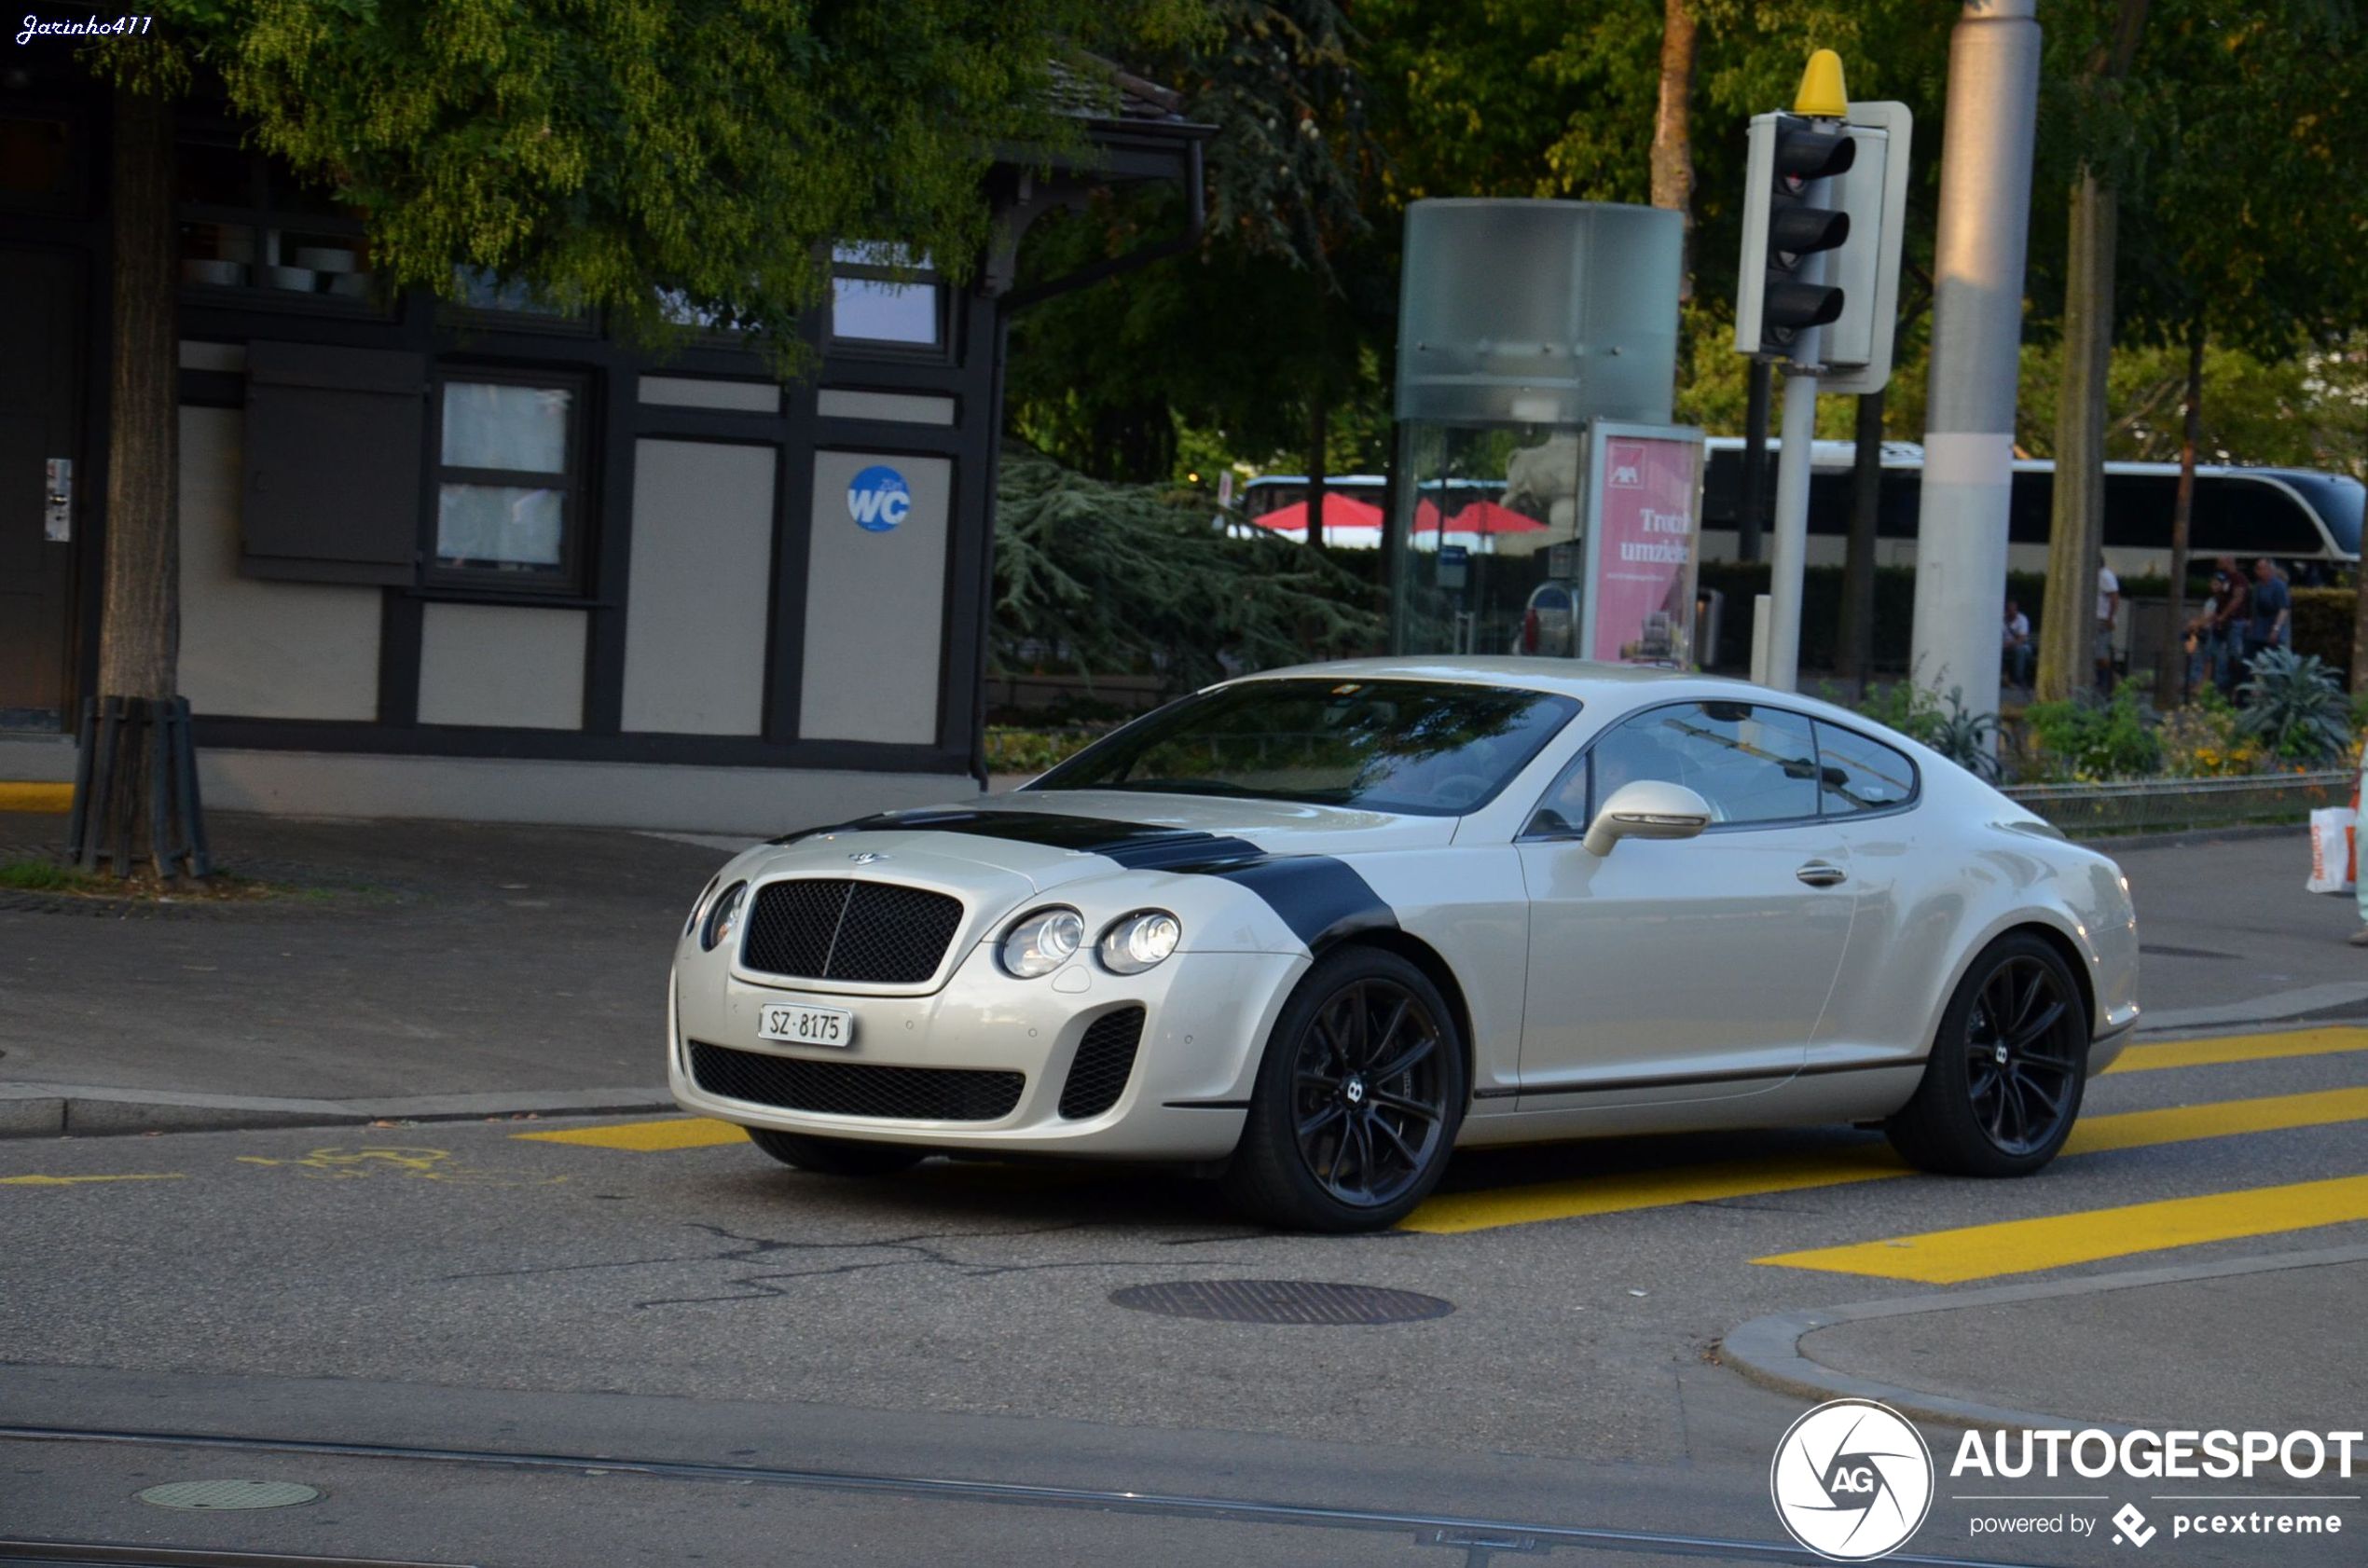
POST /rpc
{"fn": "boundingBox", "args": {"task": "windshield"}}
[1026,678,1580,816]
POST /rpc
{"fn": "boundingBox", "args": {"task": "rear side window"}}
[1813,722,1918,815]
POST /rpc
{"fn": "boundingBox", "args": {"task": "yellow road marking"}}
[2108,1026,2368,1074]
[0,1173,184,1187]
[516,1117,749,1151]
[0,782,73,814]
[1404,1085,2368,1235]
[1756,1174,2368,1284]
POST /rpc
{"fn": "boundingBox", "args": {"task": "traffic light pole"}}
[1762,251,1828,694]
[1907,0,2041,722]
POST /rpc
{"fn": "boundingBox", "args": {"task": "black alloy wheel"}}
[1963,953,2084,1156]
[1887,931,2090,1177]
[1224,946,1466,1231]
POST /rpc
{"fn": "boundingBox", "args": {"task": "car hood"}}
[746,789,1452,895]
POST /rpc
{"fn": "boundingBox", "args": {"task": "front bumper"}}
[669,943,1305,1161]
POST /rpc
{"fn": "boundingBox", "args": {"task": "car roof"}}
[1230,655,1744,705]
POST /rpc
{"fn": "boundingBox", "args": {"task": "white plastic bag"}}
[2306,806,2355,895]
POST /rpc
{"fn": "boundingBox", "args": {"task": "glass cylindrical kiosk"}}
[1388,200,1699,665]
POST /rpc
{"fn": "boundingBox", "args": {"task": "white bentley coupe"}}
[671,658,2141,1231]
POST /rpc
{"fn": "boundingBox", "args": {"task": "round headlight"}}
[1098,910,1181,974]
[999,906,1084,978]
[702,881,748,953]
[684,874,722,938]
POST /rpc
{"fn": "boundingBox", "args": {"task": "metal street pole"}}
[1907,0,2041,722]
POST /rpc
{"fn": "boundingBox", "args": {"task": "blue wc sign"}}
[847,465,911,532]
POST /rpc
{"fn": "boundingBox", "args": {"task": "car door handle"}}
[1796,861,1848,887]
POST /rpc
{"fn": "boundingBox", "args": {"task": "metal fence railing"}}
[2000,770,2352,836]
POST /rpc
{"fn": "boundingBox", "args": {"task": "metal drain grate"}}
[1109,1278,1453,1325]
[135,1479,321,1510]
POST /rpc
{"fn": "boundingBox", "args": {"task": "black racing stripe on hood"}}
[772,807,1397,949]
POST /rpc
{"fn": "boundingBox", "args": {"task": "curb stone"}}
[0,1084,677,1138]
[1719,1244,2368,1433]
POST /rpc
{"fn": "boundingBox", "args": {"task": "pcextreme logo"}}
[1770,1399,1937,1561]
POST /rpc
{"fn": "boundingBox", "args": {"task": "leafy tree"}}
[68,0,1198,875]
[994,447,1383,691]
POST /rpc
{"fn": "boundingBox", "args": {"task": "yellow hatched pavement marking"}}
[2107,1026,2368,1074]
[0,1173,185,1187]
[1402,1085,2368,1235]
[516,1117,748,1151]
[1756,1174,2368,1285]
[0,782,73,814]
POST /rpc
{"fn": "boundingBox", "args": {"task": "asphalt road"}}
[4,1020,2363,1566]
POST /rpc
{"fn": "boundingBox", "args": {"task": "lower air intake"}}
[690,1040,1023,1121]
[1057,1006,1147,1120]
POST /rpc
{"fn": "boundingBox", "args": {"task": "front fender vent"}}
[1058,1006,1147,1120]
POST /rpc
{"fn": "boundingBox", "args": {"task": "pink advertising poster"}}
[1584,428,1701,665]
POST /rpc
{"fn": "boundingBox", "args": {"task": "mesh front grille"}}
[689,1041,1024,1121]
[1058,1007,1146,1120]
[741,879,964,984]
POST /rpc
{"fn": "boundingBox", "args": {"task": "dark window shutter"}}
[240,341,426,585]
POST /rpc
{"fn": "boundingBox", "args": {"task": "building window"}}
[175,136,377,306]
[429,374,586,594]
[829,242,943,351]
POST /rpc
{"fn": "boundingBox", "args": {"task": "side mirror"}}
[1582,779,1714,857]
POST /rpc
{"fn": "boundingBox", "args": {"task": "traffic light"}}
[1734,111,1857,359]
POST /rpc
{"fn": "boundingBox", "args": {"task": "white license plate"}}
[756,1001,854,1048]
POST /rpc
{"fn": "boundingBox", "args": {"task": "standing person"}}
[2002,598,2033,691]
[2210,556,2251,696]
[2094,562,2121,693]
[2247,556,2292,678]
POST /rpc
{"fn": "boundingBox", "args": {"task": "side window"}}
[1814,722,1919,815]
[1590,701,1819,825]
[428,373,587,594]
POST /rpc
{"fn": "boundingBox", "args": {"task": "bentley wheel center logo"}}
[1771,1399,1937,1561]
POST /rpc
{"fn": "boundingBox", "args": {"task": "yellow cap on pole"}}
[1794,48,1848,117]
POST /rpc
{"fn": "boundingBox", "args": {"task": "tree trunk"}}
[100,88,177,700]
[1838,389,1885,695]
[2155,322,2205,708]
[1650,0,1698,296]
[2035,0,2149,705]
[69,86,203,879]
[2035,168,2117,704]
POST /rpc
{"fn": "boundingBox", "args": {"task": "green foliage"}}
[2023,685,2165,782]
[2157,686,2263,777]
[1851,682,2003,780]
[118,0,1204,370]
[2290,588,2357,681]
[994,447,1384,694]
[2235,647,2353,765]
[983,725,1112,776]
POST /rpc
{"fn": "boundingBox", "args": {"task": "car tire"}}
[744,1127,929,1176]
[1886,931,2090,1177]
[1222,945,1466,1232]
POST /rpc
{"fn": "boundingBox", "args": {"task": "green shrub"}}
[2290,587,2354,680]
[2235,648,2351,765]
[2022,685,2163,782]
[983,725,1111,777]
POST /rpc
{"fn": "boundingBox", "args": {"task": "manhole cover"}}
[1110,1278,1453,1325]
[136,1479,322,1510]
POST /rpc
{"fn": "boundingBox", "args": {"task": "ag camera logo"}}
[1771,1399,1935,1561]
[847,464,911,532]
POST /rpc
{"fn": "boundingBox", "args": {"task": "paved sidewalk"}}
[1724,1246,2368,1437]
[0,808,748,1135]
[0,811,2361,1136]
